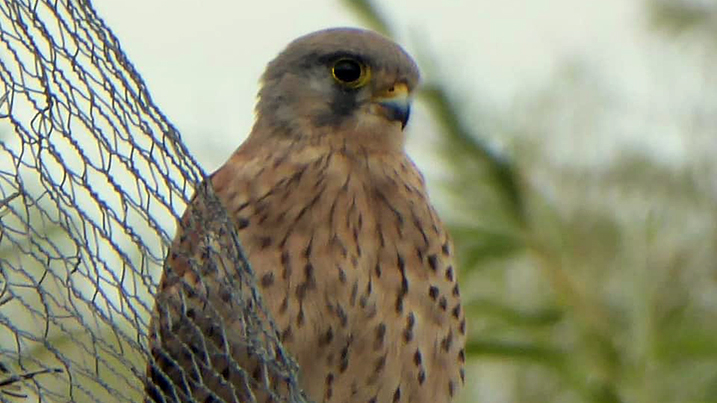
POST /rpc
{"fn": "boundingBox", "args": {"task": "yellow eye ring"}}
[331,58,370,88]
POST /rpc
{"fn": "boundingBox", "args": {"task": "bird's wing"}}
[146,157,300,403]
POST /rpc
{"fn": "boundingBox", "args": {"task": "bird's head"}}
[251,27,420,152]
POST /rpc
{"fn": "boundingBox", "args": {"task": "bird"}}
[146,27,466,403]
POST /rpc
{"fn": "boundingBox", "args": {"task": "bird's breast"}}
[212,147,465,402]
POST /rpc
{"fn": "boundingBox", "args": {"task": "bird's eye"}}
[331,58,369,87]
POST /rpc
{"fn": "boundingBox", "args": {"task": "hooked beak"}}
[373,82,411,129]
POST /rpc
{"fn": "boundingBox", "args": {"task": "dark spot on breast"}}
[458,348,466,363]
[448,380,455,397]
[395,294,404,314]
[413,349,422,366]
[304,263,315,285]
[397,253,405,271]
[445,265,454,281]
[260,272,274,288]
[359,294,368,308]
[415,246,424,261]
[403,328,413,343]
[428,286,439,300]
[413,218,430,246]
[339,345,350,373]
[400,276,409,295]
[452,284,460,297]
[375,323,386,350]
[460,368,466,384]
[336,304,348,328]
[296,264,316,302]
[393,386,401,402]
[439,296,448,311]
[441,330,453,352]
[236,217,249,229]
[303,237,313,258]
[442,241,450,255]
[377,224,386,248]
[427,254,438,271]
[460,319,466,335]
[281,251,291,280]
[403,315,415,343]
[279,296,288,314]
[319,327,334,346]
[374,263,382,278]
[350,281,358,307]
[396,254,409,314]
[418,369,426,385]
[325,373,335,400]
[452,303,461,319]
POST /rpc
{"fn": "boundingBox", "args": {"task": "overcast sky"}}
[89,0,709,180]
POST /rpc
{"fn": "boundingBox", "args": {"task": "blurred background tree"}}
[346,0,717,402]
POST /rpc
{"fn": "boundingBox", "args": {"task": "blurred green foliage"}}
[649,0,717,38]
[345,1,717,402]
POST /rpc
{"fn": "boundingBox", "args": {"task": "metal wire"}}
[0,0,305,401]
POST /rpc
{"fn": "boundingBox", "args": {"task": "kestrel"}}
[146,27,466,403]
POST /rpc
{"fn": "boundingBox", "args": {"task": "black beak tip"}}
[401,105,411,129]
[382,102,411,129]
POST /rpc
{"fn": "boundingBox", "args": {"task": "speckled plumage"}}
[147,28,465,403]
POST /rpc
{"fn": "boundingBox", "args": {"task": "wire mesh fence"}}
[0,0,305,401]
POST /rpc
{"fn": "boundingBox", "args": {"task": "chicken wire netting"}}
[0,0,305,401]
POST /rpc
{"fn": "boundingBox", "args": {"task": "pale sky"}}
[91,0,676,175]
